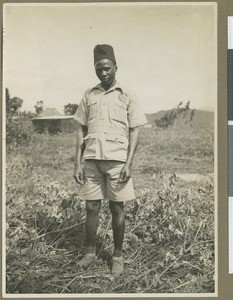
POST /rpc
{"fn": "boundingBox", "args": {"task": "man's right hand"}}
[73,166,84,185]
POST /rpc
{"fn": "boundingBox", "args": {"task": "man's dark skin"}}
[73,59,139,255]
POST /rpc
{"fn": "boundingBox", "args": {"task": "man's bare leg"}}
[109,201,125,274]
[78,200,101,267]
[86,200,101,250]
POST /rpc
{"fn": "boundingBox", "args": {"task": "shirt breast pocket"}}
[112,101,127,124]
[88,99,98,120]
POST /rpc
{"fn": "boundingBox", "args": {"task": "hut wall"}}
[33,118,76,134]
[61,119,76,133]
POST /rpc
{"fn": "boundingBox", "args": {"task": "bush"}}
[6,114,35,148]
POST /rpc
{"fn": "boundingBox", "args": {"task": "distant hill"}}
[145,109,214,129]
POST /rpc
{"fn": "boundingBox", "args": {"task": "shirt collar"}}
[91,81,124,93]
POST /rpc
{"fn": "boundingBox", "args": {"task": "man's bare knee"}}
[86,200,101,215]
[109,201,124,216]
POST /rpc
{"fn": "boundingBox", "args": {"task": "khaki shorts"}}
[78,160,135,202]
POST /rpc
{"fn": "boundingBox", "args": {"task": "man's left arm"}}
[119,126,139,183]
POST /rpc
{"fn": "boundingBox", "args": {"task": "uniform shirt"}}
[74,81,147,162]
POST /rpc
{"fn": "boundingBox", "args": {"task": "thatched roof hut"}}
[32,108,77,134]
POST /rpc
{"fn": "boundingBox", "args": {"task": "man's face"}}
[95,59,117,87]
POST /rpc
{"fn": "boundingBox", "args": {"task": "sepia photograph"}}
[2,2,217,297]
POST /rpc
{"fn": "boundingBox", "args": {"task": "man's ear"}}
[115,64,118,71]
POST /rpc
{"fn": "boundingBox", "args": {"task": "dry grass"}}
[5,126,215,294]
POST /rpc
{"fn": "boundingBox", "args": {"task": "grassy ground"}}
[5,126,215,294]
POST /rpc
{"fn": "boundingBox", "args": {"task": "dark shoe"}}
[77,253,96,268]
[111,256,124,275]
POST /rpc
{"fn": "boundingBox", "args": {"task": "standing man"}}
[73,44,147,275]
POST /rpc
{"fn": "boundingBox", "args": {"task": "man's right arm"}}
[73,122,88,184]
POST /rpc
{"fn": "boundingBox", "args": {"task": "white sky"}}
[3,3,216,114]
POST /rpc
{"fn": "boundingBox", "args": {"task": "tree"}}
[34,101,44,115]
[64,103,78,115]
[6,88,11,115]
[190,109,195,122]
[10,97,23,115]
[5,89,23,116]
[155,101,194,129]
[5,89,34,147]
[185,101,190,110]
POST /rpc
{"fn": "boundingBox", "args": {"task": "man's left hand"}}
[119,163,132,183]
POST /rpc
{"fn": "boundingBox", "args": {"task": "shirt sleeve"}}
[127,92,148,128]
[73,92,88,126]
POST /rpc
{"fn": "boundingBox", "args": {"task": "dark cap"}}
[94,44,116,65]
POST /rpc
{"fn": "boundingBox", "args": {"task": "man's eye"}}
[96,68,110,73]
